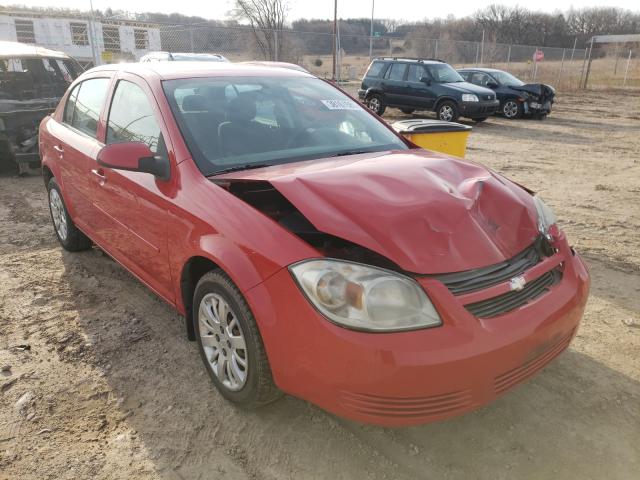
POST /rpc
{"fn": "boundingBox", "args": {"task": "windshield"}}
[425,64,464,83]
[163,76,408,176]
[491,71,524,87]
[0,57,81,101]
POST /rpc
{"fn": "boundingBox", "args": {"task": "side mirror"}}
[419,76,431,85]
[97,142,170,181]
[487,81,498,89]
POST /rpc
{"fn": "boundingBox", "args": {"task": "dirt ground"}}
[1,90,639,480]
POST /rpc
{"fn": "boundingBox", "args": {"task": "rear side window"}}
[385,63,406,81]
[107,80,163,155]
[63,78,110,138]
[365,61,385,78]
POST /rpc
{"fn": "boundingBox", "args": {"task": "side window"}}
[63,83,81,124]
[470,73,491,87]
[65,78,110,138]
[459,71,470,81]
[385,63,407,81]
[365,61,385,78]
[107,80,163,155]
[407,64,425,83]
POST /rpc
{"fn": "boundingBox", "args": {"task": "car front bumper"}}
[245,234,590,426]
[460,99,500,118]
[524,100,553,115]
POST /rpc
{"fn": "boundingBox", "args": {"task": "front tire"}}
[502,100,522,119]
[194,270,281,408]
[47,177,92,251]
[437,101,459,122]
[366,94,386,116]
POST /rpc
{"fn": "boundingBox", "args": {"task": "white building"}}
[0,11,161,67]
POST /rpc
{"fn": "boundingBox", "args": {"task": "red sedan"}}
[39,62,590,426]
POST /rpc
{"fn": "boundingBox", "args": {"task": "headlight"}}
[533,195,557,237]
[462,94,478,102]
[290,259,441,332]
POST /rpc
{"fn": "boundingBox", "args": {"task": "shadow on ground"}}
[56,247,640,480]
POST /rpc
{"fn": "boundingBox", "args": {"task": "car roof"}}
[0,40,70,59]
[374,57,443,65]
[458,67,502,73]
[86,61,315,81]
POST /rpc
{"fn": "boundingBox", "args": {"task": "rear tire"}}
[366,94,386,116]
[436,101,459,122]
[194,270,282,408]
[47,177,92,252]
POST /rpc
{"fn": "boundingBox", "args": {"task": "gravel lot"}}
[1,90,639,480]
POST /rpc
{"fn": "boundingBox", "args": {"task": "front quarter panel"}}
[168,160,319,314]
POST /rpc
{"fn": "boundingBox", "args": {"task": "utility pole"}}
[332,0,337,80]
[369,0,375,60]
[480,29,485,65]
[88,0,101,66]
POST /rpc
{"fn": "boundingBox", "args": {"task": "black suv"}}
[358,58,499,122]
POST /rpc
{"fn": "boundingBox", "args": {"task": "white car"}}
[140,51,229,63]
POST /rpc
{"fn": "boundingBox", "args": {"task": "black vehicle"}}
[358,58,499,122]
[458,68,555,119]
[0,41,81,174]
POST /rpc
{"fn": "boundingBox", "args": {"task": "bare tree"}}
[233,0,289,60]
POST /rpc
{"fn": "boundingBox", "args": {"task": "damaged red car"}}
[39,63,590,426]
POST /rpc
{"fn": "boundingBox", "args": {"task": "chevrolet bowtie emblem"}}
[509,276,527,291]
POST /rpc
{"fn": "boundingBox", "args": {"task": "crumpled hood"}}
[511,83,556,99]
[214,150,540,274]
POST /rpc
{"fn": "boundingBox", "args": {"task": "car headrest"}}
[182,94,207,112]
[227,96,256,123]
[204,85,226,103]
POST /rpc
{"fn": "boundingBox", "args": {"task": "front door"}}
[90,74,175,302]
[404,64,435,109]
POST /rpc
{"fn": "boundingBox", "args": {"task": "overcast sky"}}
[10,0,640,21]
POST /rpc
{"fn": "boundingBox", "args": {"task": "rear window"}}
[365,61,386,78]
[0,57,81,101]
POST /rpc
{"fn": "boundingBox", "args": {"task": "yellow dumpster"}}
[392,119,472,158]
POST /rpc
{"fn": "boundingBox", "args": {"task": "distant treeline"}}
[2,4,639,48]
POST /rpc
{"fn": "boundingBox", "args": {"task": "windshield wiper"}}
[209,163,274,176]
[328,149,373,158]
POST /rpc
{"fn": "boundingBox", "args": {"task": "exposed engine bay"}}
[213,179,403,271]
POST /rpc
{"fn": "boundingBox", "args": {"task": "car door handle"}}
[53,145,64,153]
[91,168,107,184]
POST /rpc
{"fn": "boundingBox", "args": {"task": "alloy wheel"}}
[503,101,519,118]
[368,97,381,113]
[198,293,248,391]
[439,105,454,121]
[49,188,68,241]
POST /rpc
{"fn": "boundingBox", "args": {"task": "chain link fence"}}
[156,24,638,90]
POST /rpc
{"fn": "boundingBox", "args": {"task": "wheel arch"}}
[434,96,459,112]
[180,255,223,341]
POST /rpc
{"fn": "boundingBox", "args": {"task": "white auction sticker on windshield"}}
[321,99,360,110]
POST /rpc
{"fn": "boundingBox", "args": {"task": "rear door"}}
[380,62,408,106]
[90,73,174,301]
[47,75,112,235]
